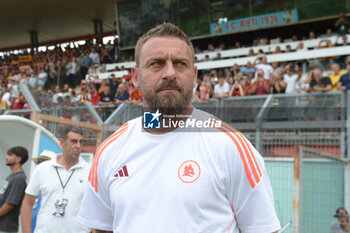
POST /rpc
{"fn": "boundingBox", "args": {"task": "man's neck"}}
[57,155,79,170]
[10,164,23,174]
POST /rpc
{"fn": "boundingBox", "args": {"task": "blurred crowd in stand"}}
[1,12,350,115]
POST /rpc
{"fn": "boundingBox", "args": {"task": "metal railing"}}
[3,85,350,233]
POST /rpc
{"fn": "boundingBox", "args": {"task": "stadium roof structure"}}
[0,0,117,51]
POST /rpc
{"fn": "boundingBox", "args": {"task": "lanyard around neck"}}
[55,167,75,192]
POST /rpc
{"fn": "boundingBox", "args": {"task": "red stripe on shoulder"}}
[217,126,256,189]
[220,122,262,183]
[89,123,129,193]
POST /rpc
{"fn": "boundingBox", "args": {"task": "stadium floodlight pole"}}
[19,83,41,112]
[104,103,127,125]
[83,101,103,125]
[255,94,273,152]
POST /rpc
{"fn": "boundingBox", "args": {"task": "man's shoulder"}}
[330,220,340,230]
[8,172,26,184]
[190,109,245,144]
[322,76,332,82]
[340,72,349,79]
[99,118,139,151]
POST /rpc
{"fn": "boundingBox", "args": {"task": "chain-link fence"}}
[3,84,350,233]
[266,146,349,233]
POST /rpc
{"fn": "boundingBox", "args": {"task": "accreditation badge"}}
[52,197,68,217]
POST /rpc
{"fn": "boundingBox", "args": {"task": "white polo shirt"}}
[214,82,230,96]
[256,63,274,80]
[78,109,280,233]
[26,155,91,233]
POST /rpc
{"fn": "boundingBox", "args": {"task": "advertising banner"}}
[210,9,298,35]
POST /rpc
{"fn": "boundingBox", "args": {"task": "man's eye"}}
[150,61,163,66]
[176,61,187,67]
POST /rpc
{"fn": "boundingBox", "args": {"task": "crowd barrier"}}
[4,86,350,233]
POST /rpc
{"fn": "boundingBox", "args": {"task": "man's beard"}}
[6,161,14,167]
[142,79,193,115]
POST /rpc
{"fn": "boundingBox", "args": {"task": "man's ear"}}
[15,156,21,164]
[193,65,198,87]
[132,67,140,89]
[59,138,64,148]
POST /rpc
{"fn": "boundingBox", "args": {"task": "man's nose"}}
[162,61,176,80]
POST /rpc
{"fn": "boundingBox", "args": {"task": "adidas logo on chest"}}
[114,165,129,177]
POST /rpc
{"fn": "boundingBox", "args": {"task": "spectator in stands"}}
[317,39,336,71]
[276,36,283,43]
[337,61,350,91]
[52,85,63,104]
[9,76,19,97]
[272,62,283,77]
[229,75,248,96]
[90,85,100,105]
[256,49,265,58]
[329,63,346,91]
[309,31,317,39]
[330,207,350,233]
[82,52,93,68]
[272,46,282,54]
[285,45,293,53]
[62,84,70,98]
[115,83,130,103]
[78,88,91,103]
[318,28,334,39]
[336,35,349,47]
[12,91,26,110]
[194,73,212,103]
[291,34,298,41]
[45,63,58,90]
[101,49,113,64]
[308,68,332,92]
[295,75,310,93]
[271,69,286,94]
[231,63,240,78]
[28,72,37,89]
[234,41,241,49]
[89,47,100,65]
[194,46,201,54]
[99,86,114,105]
[0,91,10,111]
[214,53,222,60]
[218,43,226,50]
[296,42,308,73]
[226,74,234,88]
[248,48,255,57]
[241,61,256,80]
[109,74,119,97]
[283,63,301,94]
[335,12,350,36]
[252,39,258,47]
[254,56,274,80]
[128,84,142,103]
[66,56,79,88]
[250,69,270,95]
[37,68,47,88]
[258,37,269,46]
[207,43,215,51]
[213,75,230,98]
[1,86,12,108]
[70,90,79,105]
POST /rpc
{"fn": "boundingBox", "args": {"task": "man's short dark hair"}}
[8,146,28,165]
[60,126,84,139]
[134,22,195,66]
